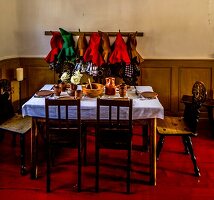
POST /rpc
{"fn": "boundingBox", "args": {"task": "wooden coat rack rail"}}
[44,31,144,37]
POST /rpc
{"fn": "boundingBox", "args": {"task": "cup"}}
[75,90,82,99]
[53,84,61,96]
[119,83,127,97]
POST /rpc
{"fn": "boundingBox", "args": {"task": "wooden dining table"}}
[22,84,164,186]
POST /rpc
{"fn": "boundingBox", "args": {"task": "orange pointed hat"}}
[109,32,130,65]
[126,33,143,64]
[45,31,63,63]
[100,31,111,63]
[83,32,104,66]
[77,33,88,57]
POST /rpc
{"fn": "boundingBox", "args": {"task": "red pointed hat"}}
[45,31,63,63]
[83,32,104,66]
[109,32,130,65]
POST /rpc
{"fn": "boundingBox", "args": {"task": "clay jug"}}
[105,77,116,95]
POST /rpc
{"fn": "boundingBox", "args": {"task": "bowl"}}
[82,83,104,98]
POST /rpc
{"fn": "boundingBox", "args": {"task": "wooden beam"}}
[44,31,144,37]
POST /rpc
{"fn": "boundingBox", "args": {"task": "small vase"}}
[53,84,61,96]
[70,83,78,90]
[59,82,66,92]
[67,83,77,96]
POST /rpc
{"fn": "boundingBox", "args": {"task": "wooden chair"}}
[0,79,31,175]
[181,93,214,133]
[45,98,83,192]
[156,81,207,176]
[95,98,133,193]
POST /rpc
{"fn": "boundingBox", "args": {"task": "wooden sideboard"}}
[0,57,214,117]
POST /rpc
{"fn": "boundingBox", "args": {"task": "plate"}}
[141,91,158,99]
[35,90,54,97]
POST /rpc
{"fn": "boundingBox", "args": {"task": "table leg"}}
[149,118,157,186]
[31,118,38,179]
[206,106,214,133]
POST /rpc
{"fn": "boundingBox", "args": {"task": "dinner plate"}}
[35,90,54,97]
[141,91,158,99]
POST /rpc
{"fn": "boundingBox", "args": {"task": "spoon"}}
[88,78,92,89]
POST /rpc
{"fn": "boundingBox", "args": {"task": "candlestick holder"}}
[16,67,24,113]
[18,80,22,113]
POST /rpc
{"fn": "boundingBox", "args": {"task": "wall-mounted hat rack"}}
[44,30,144,37]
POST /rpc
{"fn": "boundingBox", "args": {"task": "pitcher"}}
[105,77,116,95]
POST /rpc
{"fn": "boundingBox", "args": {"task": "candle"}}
[16,68,24,81]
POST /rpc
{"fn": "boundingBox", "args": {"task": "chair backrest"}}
[97,98,133,125]
[0,79,14,123]
[45,98,81,146]
[183,81,207,133]
[192,81,207,104]
[96,98,133,149]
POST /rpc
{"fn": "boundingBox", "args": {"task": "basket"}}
[82,83,104,98]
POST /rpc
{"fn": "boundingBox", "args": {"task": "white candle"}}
[16,68,24,81]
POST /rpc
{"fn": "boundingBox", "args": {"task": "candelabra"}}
[16,68,24,113]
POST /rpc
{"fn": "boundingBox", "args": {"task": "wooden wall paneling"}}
[26,66,55,97]
[19,58,57,98]
[171,66,179,114]
[141,67,171,111]
[0,58,20,80]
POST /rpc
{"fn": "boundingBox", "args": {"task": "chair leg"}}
[82,125,87,165]
[46,139,51,192]
[12,133,17,147]
[184,136,200,177]
[20,134,27,175]
[182,136,189,154]
[142,125,149,152]
[0,132,5,142]
[95,146,99,192]
[51,147,56,166]
[78,144,82,192]
[156,135,165,160]
[127,148,131,194]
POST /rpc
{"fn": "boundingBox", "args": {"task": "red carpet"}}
[0,125,214,200]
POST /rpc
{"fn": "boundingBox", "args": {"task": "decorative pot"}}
[82,83,104,98]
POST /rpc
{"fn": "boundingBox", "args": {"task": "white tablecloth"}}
[22,84,164,120]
